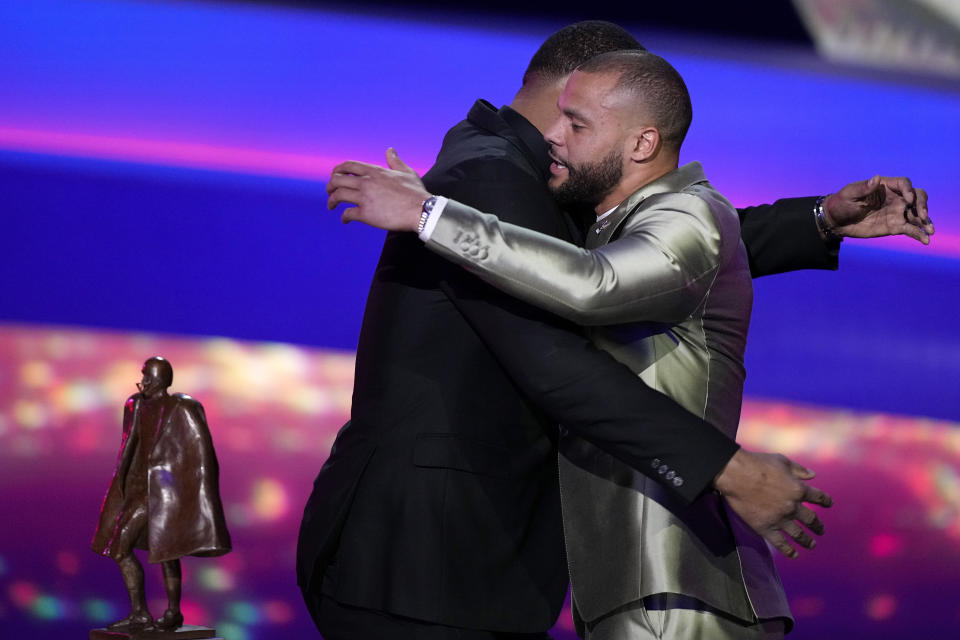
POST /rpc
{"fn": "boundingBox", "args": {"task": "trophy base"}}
[90,625,221,640]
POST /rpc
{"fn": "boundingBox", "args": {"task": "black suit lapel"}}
[467,101,583,245]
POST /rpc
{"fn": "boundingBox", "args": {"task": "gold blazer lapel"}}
[586,162,708,249]
[586,204,634,249]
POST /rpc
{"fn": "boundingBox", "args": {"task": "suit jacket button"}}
[658,465,669,475]
[673,477,684,487]
[652,458,661,469]
[665,470,676,480]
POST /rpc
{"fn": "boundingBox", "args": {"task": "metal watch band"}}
[417,195,438,234]
[814,195,842,243]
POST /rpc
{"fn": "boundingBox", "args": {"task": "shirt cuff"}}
[418,195,449,242]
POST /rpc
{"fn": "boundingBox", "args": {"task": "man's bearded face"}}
[548,145,623,210]
[544,69,630,212]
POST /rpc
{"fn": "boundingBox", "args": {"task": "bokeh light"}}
[866,594,898,621]
[227,601,260,625]
[20,361,53,388]
[30,595,65,620]
[13,400,49,430]
[197,566,236,592]
[82,598,116,623]
[9,581,39,608]
[868,533,904,558]
[262,600,294,624]
[250,478,289,522]
[56,551,80,576]
[215,620,250,640]
[52,380,105,414]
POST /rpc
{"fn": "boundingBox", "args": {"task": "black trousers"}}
[317,596,553,640]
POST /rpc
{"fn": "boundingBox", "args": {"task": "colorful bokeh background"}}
[1,1,958,639]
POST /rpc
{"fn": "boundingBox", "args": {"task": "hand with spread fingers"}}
[824,175,934,244]
[326,148,429,232]
[714,449,833,559]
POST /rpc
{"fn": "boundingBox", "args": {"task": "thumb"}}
[845,174,881,199]
[386,147,416,175]
[341,207,359,224]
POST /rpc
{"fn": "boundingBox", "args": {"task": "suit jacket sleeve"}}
[424,159,738,503]
[425,193,724,326]
[737,197,840,277]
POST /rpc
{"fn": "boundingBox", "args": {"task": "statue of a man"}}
[91,356,231,632]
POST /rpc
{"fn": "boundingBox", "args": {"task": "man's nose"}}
[543,121,563,149]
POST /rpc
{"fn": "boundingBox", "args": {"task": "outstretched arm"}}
[738,175,932,277]
[328,149,933,283]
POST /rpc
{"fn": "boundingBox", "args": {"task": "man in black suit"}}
[306,21,930,639]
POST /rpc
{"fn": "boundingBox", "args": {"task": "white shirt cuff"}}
[418,195,449,242]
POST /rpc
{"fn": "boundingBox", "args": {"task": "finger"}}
[801,483,833,508]
[340,207,359,224]
[884,199,930,243]
[326,172,365,194]
[914,188,934,234]
[881,206,930,244]
[327,186,363,210]
[895,218,930,245]
[794,505,825,536]
[385,147,417,175]
[330,160,382,178]
[788,458,815,480]
[764,530,798,559]
[903,198,924,223]
[782,521,816,550]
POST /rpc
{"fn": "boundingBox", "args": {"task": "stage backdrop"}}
[1,2,958,639]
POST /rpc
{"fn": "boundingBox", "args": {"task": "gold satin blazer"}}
[424,162,792,629]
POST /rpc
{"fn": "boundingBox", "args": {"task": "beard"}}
[549,146,623,210]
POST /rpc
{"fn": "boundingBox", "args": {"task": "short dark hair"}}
[578,50,693,151]
[523,21,644,86]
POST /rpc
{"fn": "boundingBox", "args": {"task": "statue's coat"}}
[92,393,231,563]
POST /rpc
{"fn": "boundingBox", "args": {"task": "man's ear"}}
[628,126,660,163]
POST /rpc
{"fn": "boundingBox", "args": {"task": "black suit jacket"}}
[297,100,837,633]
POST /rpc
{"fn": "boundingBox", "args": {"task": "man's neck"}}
[508,80,565,136]
[595,159,679,217]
